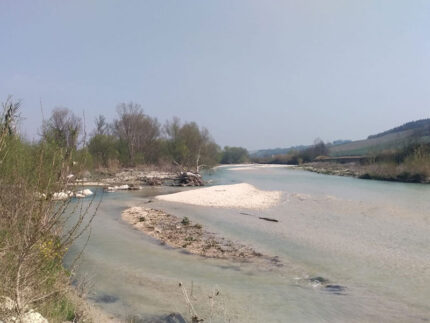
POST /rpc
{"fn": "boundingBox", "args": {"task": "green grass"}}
[37,295,77,322]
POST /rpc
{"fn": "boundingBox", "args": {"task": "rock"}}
[75,189,94,198]
[105,184,130,192]
[34,192,47,200]
[309,276,330,284]
[52,191,72,200]
[92,293,119,304]
[81,189,94,196]
[20,310,48,323]
[324,284,347,295]
[0,296,16,311]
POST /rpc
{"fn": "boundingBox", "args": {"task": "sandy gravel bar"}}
[122,207,264,260]
[155,183,282,209]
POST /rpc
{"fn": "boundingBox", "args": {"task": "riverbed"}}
[65,165,430,322]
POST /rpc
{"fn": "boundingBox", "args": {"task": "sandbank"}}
[156,183,282,209]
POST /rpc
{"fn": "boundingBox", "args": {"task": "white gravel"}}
[156,183,282,209]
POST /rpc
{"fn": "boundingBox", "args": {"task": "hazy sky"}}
[1,1,429,150]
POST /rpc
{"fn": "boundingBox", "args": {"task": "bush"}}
[0,99,96,321]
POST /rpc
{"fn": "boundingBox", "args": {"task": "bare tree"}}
[113,102,160,164]
[164,118,220,172]
[94,114,109,136]
[42,107,82,152]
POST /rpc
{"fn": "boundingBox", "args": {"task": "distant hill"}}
[251,146,308,158]
[330,119,430,157]
[368,119,430,139]
[252,140,352,158]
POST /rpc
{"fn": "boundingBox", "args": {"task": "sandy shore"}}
[122,207,264,260]
[156,183,282,209]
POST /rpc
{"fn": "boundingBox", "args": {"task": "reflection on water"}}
[65,166,430,322]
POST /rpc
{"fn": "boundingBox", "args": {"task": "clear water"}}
[66,166,430,322]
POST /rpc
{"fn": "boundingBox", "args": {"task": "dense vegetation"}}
[0,98,95,321]
[33,102,246,172]
[252,131,430,183]
[220,146,250,164]
[357,143,430,182]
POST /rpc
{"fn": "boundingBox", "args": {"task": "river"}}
[65,165,430,322]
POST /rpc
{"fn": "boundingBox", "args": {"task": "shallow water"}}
[66,166,430,322]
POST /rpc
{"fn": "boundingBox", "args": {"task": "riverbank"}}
[76,167,204,189]
[300,162,430,183]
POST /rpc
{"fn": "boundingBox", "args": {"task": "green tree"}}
[88,134,119,168]
[221,146,249,164]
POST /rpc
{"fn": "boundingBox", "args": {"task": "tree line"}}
[38,101,250,172]
[251,139,329,165]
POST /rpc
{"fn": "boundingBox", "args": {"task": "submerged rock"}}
[324,284,347,295]
[130,313,186,323]
[92,293,119,304]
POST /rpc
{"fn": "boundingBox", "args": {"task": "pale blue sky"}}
[1,0,429,150]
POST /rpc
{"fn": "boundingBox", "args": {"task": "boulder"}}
[75,189,94,198]
[52,192,69,200]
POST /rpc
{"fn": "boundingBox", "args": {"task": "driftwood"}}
[240,212,279,223]
[174,172,204,187]
[259,217,279,222]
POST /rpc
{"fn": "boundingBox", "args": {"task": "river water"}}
[66,165,430,322]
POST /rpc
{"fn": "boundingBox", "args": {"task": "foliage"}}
[113,102,161,165]
[181,217,190,226]
[163,118,220,171]
[220,146,249,164]
[88,134,119,168]
[0,98,96,321]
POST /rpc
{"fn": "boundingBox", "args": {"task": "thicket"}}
[84,103,224,172]
[0,97,96,321]
[220,146,249,164]
[359,143,430,182]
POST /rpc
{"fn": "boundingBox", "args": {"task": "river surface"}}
[65,165,430,322]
